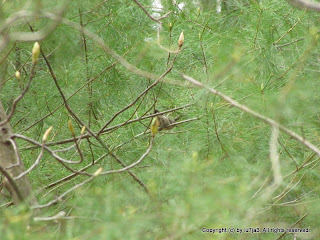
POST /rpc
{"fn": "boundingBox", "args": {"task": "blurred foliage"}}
[1,0,320,239]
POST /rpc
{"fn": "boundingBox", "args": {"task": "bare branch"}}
[269,126,282,186]
[13,134,94,177]
[181,73,320,158]
[288,0,320,12]
[33,211,66,222]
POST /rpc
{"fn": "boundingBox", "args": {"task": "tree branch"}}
[181,73,320,158]
[288,0,320,12]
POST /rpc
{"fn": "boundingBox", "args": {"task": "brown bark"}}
[0,100,38,206]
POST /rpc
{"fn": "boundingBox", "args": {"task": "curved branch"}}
[13,134,93,176]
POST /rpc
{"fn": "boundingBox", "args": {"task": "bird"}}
[154,110,178,130]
